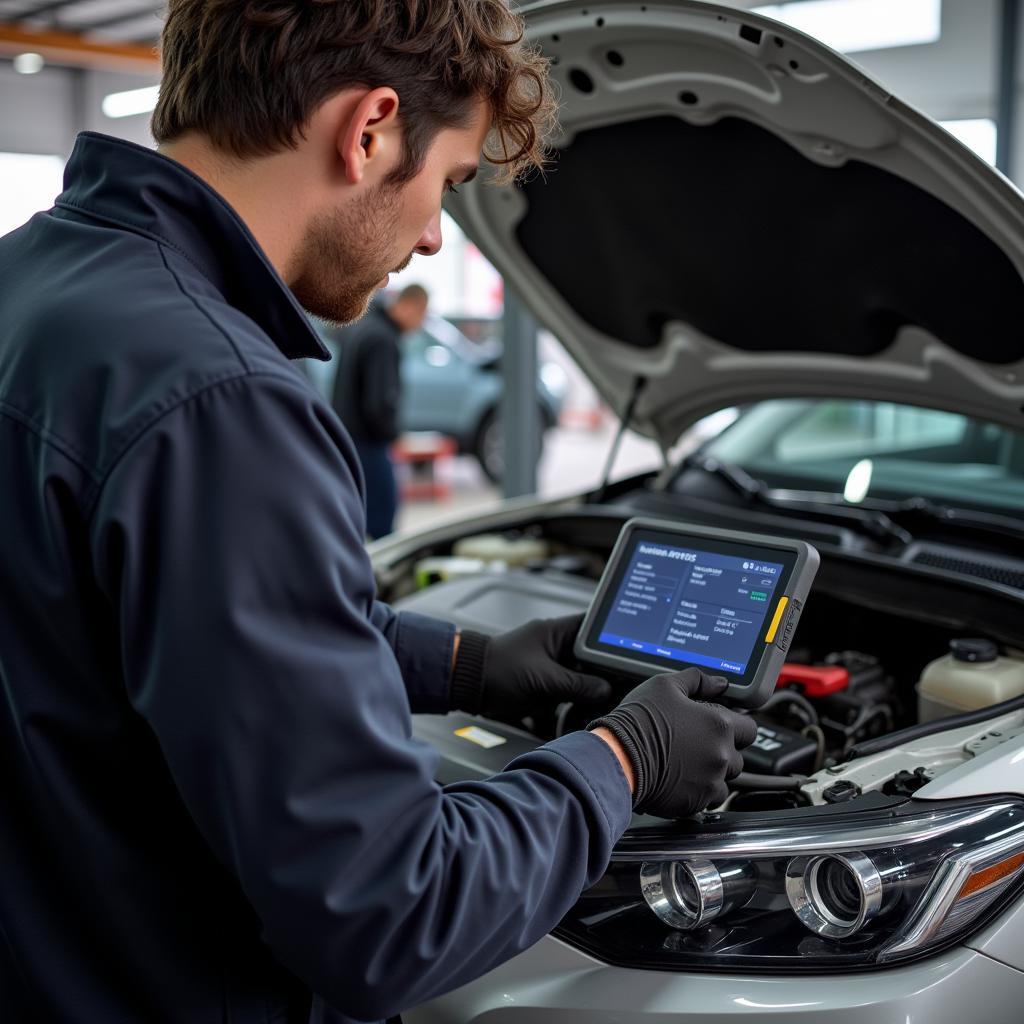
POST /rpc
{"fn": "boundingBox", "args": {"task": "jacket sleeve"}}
[357,333,401,442]
[370,602,455,715]
[88,371,631,1022]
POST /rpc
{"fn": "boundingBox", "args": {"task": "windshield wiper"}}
[682,455,914,546]
[887,497,1024,546]
[682,456,1024,547]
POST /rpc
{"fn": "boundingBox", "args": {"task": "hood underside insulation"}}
[515,115,1024,364]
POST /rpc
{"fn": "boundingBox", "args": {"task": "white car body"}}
[369,1,1024,1018]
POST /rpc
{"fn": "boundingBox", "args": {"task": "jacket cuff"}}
[391,611,456,715]
[448,630,490,714]
[587,715,645,808]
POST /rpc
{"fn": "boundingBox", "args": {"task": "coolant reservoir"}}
[917,638,1024,722]
[453,534,549,567]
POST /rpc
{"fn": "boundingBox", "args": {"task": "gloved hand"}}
[588,668,758,818]
[449,614,613,720]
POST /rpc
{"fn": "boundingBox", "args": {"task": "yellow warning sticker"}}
[454,725,507,749]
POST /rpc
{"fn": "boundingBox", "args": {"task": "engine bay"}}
[381,509,1024,818]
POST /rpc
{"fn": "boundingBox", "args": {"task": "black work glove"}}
[449,614,613,720]
[588,668,758,818]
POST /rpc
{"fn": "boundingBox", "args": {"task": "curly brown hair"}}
[152,0,556,183]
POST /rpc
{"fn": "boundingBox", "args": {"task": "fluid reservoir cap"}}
[950,638,999,663]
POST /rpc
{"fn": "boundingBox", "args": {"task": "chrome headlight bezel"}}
[555,795,1024,973]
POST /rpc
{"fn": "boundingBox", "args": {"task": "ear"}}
[339,87,401,186]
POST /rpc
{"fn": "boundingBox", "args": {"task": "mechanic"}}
[331,284,429,539]
[0,2,756,1023]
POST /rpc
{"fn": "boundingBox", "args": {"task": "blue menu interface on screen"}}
[599,541,786,674]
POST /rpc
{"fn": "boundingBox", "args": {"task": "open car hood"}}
[446,0,1024,448]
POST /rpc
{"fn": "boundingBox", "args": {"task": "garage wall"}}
[0,62,75,154]
[0,62,157,158]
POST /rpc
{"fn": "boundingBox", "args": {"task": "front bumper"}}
[405,934,1024,1023]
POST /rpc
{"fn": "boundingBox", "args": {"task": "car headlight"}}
[555,799,1024,971]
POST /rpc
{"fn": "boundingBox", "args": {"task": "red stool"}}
[391,432,457,500]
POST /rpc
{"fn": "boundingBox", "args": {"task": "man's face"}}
[292,101,489,325]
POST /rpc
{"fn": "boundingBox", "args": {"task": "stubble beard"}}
[290,180,413,326]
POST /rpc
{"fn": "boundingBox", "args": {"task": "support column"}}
[500,289,539,499]
[998,0,1021,180]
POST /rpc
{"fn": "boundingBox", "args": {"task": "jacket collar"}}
[57,132,329,361]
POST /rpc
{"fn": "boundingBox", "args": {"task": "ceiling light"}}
[101,84,160,119]
[752,0,941,54]
[13,52,45,74]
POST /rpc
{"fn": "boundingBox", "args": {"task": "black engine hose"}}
[731,771,808,791]
[761,689,819,726]
[847,691,1024,761]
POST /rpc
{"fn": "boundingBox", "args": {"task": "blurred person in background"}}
[331,283,429,538]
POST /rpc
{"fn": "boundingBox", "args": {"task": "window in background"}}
[751,0,941,54]
[938,118,998,165]
[0,152,65,237]
[387,210,504,318]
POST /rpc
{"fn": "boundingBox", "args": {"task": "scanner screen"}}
[598,541,785,673]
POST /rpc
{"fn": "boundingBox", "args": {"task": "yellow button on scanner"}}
[765,596,789,644]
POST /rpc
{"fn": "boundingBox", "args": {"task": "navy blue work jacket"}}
[0,133,631,1023]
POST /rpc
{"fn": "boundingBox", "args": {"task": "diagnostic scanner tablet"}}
[575,518,819,708]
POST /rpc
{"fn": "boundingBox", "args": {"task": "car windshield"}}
[700,399,1024,517]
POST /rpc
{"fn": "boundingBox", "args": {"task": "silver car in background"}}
[401,314,565,482]
[309,312,565,482]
